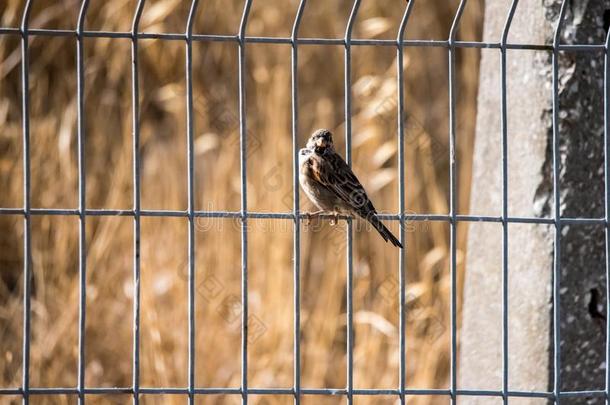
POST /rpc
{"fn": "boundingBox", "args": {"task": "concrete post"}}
[459,1,609,403]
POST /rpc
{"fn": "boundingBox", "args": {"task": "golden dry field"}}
[0,0,483,404]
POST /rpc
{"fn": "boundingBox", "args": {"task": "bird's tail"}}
[366,214,403,248]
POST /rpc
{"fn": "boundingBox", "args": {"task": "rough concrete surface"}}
[545,0,609,400]
[460,0,610,403]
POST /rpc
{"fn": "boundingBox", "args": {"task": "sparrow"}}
[299,128,403,248]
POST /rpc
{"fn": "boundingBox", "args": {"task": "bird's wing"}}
[310,150,376,214]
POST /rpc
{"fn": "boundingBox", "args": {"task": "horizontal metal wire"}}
[0,27,605,52]
[0,387,606,398]
[3,0,608,402]
[0,207,604,225]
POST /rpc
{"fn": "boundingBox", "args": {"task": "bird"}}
[299,128,403,248]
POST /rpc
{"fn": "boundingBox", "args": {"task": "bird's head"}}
[306,128,334,151]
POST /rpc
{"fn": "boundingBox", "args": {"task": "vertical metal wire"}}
[500,2,519,403]
[130,2,145,403]
[396,1,415,402]
[447,1,467,403]
[76,1,91,403]
[290,2,307,404]
[237,1,253,403]
[344,1,360,402]
[185,1,200,403]
[2,2,605,403]
[19,2,33,404]
[552,2,568,403]
[605,15,610,405]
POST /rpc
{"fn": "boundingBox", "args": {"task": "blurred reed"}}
[0,0,483,404]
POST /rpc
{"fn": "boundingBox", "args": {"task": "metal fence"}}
[0,0,608,403]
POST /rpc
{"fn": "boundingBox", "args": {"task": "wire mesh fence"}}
[0,0,609,403]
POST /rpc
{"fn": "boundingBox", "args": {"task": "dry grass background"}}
[0,0,483,404]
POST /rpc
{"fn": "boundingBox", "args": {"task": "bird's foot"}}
[303,210,324,225]
[330,213,339,226]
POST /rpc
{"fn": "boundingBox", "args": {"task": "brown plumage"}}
[299,129,403,248]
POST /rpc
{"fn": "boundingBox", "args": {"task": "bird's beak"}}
[313,134,331,149]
